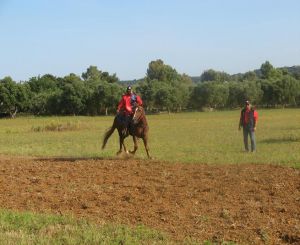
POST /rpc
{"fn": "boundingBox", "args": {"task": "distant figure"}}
[239,100,258,152]
[117,86,143,132]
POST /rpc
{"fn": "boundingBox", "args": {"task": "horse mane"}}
[133,106,147,126]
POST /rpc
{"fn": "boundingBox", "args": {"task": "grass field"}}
[0,109,299,167]
[0,109,299,244]
[0,209,170,245]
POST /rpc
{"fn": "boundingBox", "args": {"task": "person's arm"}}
[136,95,143,106]
[253,110,258,130]
[238,110,243,130]
[117,97,124,112]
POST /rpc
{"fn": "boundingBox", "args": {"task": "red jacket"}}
[240,108,258,128]
[117,93,143,115]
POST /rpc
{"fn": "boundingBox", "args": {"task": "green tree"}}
[92,82,122,115]
[30,92,51,115]
[60,74,88,115]
[260,61,281,79]
[101,72,119,83]
[170,80,191,111]
[154,83,173,112]
[0,77,31,117]
[240,80,263,106]
[19,83,33,113]
[243,71,257,81]
[273,75,299,107]
[200,69,230,82]
[227,82,245,108]
[136,80,159,111]
[82,66,119,83]
[27,74,61,115]
[190,82,229,109]
[0,77,19,117]
[260,80,277,106]
[146,59,179,82]
[27,74,58,93]
[138,60,191,112]
[82,66,102,82]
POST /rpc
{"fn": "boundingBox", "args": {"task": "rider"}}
[117,86,143,131]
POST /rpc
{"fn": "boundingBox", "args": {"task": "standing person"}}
[238,100,258,152]
[117,86,143,130]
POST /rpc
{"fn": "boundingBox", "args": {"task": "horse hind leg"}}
[122,140,129,154]
[116,134,124,155]
[117,130,129,155]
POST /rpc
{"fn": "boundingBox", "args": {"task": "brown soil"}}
[0,156,299,244]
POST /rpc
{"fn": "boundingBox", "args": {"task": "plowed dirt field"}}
[0,156,299,244]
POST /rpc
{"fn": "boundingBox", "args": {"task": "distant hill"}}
[282,65,300,76]
[120,66,300,84]
[118,78,144,86]
[189,76,201,83]
[190,65,300,83]
[251,65,300,79]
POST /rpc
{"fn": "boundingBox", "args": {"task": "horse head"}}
[132,106,144,125]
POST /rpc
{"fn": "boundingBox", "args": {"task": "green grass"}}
[0,209,237,244]
[0,109,300,167]
[0,209,169,245]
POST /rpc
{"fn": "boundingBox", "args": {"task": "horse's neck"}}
[141,115,148,126]
[136,113,147,127]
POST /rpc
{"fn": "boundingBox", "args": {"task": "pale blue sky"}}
[1,0,300,82]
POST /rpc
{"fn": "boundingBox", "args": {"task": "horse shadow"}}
[35,156,107,163]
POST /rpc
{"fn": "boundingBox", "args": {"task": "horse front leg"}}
[142,137,151,159]
[130,136,138,155]
[122,139,129,154]
[117,136,129,154]
[117,135,123,155]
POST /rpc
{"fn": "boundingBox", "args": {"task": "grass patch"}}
[31,120,87,132]
[0,209,169,244]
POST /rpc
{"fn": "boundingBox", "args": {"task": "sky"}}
[0,0,300,82]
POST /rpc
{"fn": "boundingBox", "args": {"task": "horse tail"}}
[102,126,115,149]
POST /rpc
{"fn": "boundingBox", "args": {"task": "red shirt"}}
[117,93,143,115]
[243,108,258,126]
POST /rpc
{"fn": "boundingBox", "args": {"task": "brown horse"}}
[102,106,151,158]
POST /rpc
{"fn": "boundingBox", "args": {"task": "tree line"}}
[1,60,300,117]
